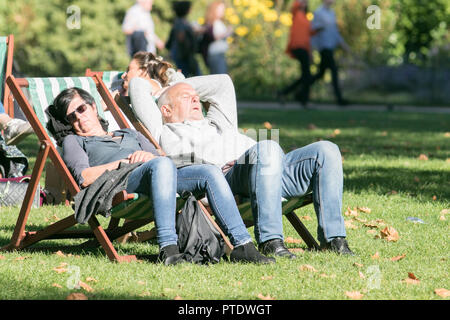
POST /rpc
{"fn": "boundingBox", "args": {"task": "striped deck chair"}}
[1,74,195,262]
[89,75,320,250]
[0,35,14,116]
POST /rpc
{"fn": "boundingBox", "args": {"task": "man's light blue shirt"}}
[311,5,344,51]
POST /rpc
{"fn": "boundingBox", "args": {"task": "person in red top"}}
[278,0,317,107]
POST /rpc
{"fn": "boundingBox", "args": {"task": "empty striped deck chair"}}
[0,35,14,116]
[1,74,185,262]
[89,74,320,250]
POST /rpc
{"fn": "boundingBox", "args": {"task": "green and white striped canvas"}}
[0,36,7,101]
[102,71,124,93]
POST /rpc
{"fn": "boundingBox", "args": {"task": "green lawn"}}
[0,108,449,300]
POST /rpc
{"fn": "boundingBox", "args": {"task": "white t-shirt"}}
[122,3,157,54]
[208,20,229,56]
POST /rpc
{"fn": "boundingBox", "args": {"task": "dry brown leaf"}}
[364,222,379,229]
[379,226,400,242]
[358,271,365,279]
[344,207,359,217]
[79,281,94,292]
[53,266,68,273]
[52,283,63,288]
[66,293,88,300]
[367,229,377,235]
[354,217,367,223]
[353,262,364,268]
[408,272,418,280]
[418,154,429,161]
[433,195,437,201]
[301,215,312,221]
[371,252,380,260]
[434,288,450,298]
[439,215,446,221]
[261,276,273,281]
[390,254,406,262]
[85,277,98,283]
[15,256,31,261]
[0,255,5,260]
[257,293,276,300]
[263,122,272,130]
[403,278,420,285]
[55,250,66,257]
[174,295,183,300]
[299,264,318,272]
[357,207,372,214]
[345,291,364,300]
[285,236,303,244]
[289,248,305,254]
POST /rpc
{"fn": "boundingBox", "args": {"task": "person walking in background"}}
[0,101,33,145]
[122,0,165,57]
[278,0,317,108]
[310,0,351,106]
[166,1,201,78]
[204,1,233,74]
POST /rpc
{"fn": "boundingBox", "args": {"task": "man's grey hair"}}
[157,86,171,109]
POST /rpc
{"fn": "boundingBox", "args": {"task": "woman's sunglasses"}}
[66,103,88,123]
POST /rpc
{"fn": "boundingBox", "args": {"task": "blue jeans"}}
[126,158,251,248]
[0,101,5,113]
[225,140,346,245]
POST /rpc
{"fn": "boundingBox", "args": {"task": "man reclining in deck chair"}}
[124,53,354,257]
[45,87,275,265]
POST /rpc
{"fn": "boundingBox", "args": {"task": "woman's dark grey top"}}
[62,128,158,186]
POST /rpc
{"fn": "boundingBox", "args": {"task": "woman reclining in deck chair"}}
[45,87,274,265]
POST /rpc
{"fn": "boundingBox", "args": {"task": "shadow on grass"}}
[344,166,450,200]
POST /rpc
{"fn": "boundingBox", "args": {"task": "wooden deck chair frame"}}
[1,74,176,262]
[1,35,14,116]
[88,71,320,250]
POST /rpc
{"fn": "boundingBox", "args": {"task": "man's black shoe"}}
[230,242,275,264]
[258,238,296,259]
[321,237,354,255]
[157,244,183,265]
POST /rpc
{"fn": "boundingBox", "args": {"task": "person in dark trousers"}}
[279,0,318,108]
[310,0,351,106]
[166,1,201,78]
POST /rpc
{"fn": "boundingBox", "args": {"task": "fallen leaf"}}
[390,254,406,262]
[301,215,312,221]
[52,283,62,288]
[261,276,273,280]
[364,222,379,229]
[358,271,365,279]
[418,154,429,161]
[440,215,446,221]
[285,237,303,244]
[345,291,364,300]
[357,207,372,214]
[371,252,380,260]
[408,272,418,280]
[353,262,364,268]
[174,295,183,300]
[78,281,94,292]
[299,264,318,272]
[367,229,377,235]
[66,293,88,300]
[440,209,449,215]
[333,129,341,135]
[85,277,98,283]
[432,195,437,201]
[263,121,272,130]
[379,226,400,242]
[0,255,5,260]
[257,293,276,300]
[55,250,66,257]
[344,207,359,217]
[403,278,420,285]
[434,288,450,298]
[15,256,31,261]
[139,291,152,297]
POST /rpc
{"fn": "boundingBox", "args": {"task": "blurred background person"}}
[0,101,33,145]
[166,1,201,77]
[278,0,318,108]
[310,0,352,106]
[122,0,165,57]
[204,1,233,74]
